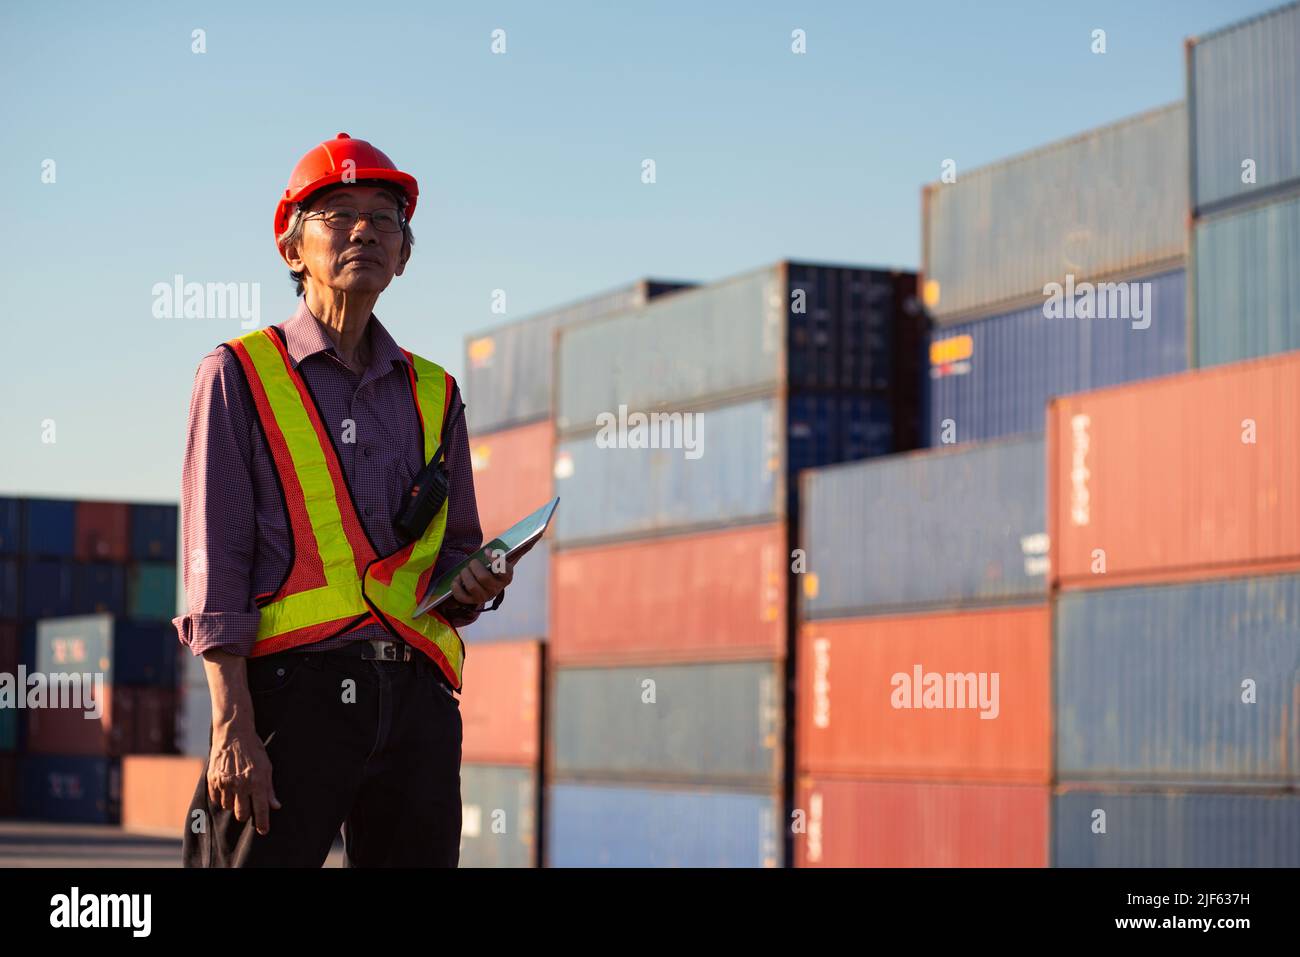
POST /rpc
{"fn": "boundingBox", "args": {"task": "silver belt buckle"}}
[366,639,412,662]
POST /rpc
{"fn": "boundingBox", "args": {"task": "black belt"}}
[325,638,416,663]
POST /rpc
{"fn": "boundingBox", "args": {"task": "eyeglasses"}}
[302,206,406,233]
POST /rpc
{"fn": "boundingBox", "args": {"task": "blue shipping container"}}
[22,558,75,619]
[73,562,128,616]
[19,755,120,824]
[0,497,20,554]
[129,504,178,562]
[0,558,18,618]
[0,706,16,751]
[1056,574,1300,785]
[462,540,549,643]
[801,435,1047,619]
[1053,788,1300,867]
[22,500,76,557]
[548,782,779,867]
[928,269,1187,444]
[37,615,177,688]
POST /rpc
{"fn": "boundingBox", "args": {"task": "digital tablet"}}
[413,497,559,617]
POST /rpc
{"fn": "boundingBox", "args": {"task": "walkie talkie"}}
[393,398,465,544]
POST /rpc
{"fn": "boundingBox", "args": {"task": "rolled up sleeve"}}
[171,348,262,658]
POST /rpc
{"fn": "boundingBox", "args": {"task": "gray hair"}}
[276,183,415,297]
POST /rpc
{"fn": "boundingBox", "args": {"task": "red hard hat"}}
[274,132,419,246]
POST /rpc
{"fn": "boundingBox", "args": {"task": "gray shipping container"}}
[1189,2,1300,213]
[549,660,782,787]
[1053,788,1300,867]
[553,395,783,547]
[1056,574,1300,785]
[1193,193,1300,366]
[547,782,780,867]
[801,435,1047,619]
[460,763,537,868]
[461,540,549,643]
[923,104,1187,323]
[463,279,693,434]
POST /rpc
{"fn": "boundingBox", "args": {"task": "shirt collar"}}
[280,299,413,376]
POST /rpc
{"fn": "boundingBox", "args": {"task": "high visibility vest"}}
[221,325,466,690]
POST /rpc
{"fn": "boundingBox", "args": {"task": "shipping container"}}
[547,782,779,867]
[1047,350,1300,589]
[37,615,177,688]
[74,501,129,562]
[550,661,782,786]
[460,640,541,766]
[0,621,16,676]
[177,681,211,758]
[928,269,1187,444]
[0,558,17,618]
[0,704,15,751]
[796,608,1051,782]
[121,755,202,835]
[26,686,130,756]
[1053,787,1300,867]
[22,499,76,557]
[72,562,128,616]
[923,104,1186,323]
[462,540,549,643]
[555,262,921,435]
[460,763,537,868]
[128,562,178,620]
[468,420,553,539]
[553,396,782,547]
[22,558,74,619]
[129,504,178,562]
[465,278,694,434]
[0,497,20,555]
[551,523,786,665]
[801,436,1046,619]
[794,777,1049,867]
[19,754,120,824]
[0,754,16,816]
[131,688,176,753]
[1193,194,1300,366]
[1188,2,1300,213]
[1056,574,1300,785]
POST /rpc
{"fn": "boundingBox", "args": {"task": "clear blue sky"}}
[0,0,1277,502]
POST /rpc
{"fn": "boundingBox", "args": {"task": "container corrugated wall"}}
[1055,574,1300,785]
[461,540,548,643]
[549,661,782,786]
[929,269,1187,443]
[1053,788,1300,867]
[802,437,1046,618]
[923,104,1187,323]
[19,755,121,824]
[460,764,537,867]
[464,279,693,434]
[1194,194,1300,366]
[553,396,783,546]
[547,783,779,867]
[1189,2,1300,213]
[467,421,553,539]
[1047,350,1300,589]
[794,777,1050,867]
[460,640,542,766]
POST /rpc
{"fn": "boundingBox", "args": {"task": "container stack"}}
[457,278,692,866]
[923,104,1189,444]
[1047,351,1300,866]
[1189,2,1300,367]
[0,498,180,824]
[547,261,926,866]
[793,436,1052,866]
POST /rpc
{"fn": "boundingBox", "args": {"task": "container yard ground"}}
[0,820,345,868]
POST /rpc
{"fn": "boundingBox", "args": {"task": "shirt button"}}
[365,506,373,517]
[363,447,372,458]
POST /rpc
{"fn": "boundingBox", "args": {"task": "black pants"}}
[182,649,463,867]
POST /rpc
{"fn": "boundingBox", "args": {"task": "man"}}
[174,133,515,867]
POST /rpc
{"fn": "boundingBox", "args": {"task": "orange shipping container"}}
[796,606,1050,782]
[794,776,1049,867]
[469,421,552,539]
[122,755,204,835]
[461,640,541,766]
[551,523,787,665]
[1048,350,1300,589]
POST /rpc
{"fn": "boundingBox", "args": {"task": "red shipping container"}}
[469,422,552,539]
[0,621,17,676]
[1048,350,1300,589]
[552,523,787,665]
[131,688,176,753]
[796,607,1050,782]
[794,776,1049,867]
[121,755,203,835]
[26,686,131,756]
[461,640,541,766]
[74,502,130,562]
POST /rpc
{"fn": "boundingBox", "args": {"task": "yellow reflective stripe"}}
[256,581,369,641]
[391,353,451,598]
[240,331,358,588]
[409,354,447,464]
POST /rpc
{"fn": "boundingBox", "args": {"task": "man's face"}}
[283,184,410,295]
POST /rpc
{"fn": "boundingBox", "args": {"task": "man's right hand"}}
[201,650,282,835]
